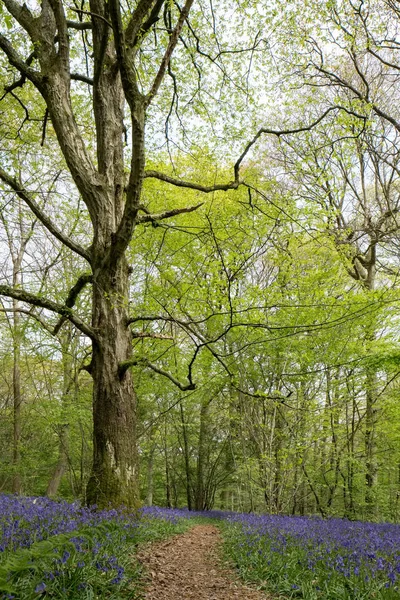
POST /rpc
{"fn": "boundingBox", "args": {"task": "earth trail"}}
[138,524,273,600]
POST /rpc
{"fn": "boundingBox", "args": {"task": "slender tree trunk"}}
[195,399,210,511]
[11,228,27,495]
[180,401,192,510]
[364,276,377,516]
[12,297,22,494]
[47,328,74,498]
[47,424,69,498]
[273,405,283,513]
[146,447,154,507]
[365,363,377,515]
[164,434,172,509]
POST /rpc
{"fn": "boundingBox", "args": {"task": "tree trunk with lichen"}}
[86,256,139,507]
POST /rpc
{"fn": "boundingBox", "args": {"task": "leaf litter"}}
[138,524,274,600]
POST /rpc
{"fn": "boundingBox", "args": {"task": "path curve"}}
[138,524,272,600]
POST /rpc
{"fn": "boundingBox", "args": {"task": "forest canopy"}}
[1,0,400,519]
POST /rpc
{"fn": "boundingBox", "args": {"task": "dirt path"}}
[138,524,272,600]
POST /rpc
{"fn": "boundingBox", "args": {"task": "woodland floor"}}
[138,524,274,600]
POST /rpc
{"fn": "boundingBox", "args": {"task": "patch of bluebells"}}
[0,495,190,599]
[220,512,400,599]
[0,494,136,553]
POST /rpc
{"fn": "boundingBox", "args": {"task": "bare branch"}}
[0,34,42,90]
[146,0,195,106]
[0,285,96,340]
[0,307,53,334]
[146,107,364,194]
[144,170,240,192]
[137,202,203,223]
[53,273,93,335]
[67,19,93,30]
[118,357,195,389]
[128,314,192,326]
[69,7,112,28]
[0,51,35,99]
[0,167,91,263]
[233,107,360,179]
[71,73,94,85]
[131,332,173,339]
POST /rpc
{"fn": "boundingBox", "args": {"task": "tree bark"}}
[164,422,172,508]
[12,297,22,494]
[180,400,192,510]
[86,256,139,508]
[195,399,210,511]
[47,326,74,498]
[146,447,154,507]
[47,424,69,498]
[365,361,378,515]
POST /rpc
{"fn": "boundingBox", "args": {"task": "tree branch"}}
[131,332,173,339]
[69,7,112,28]
[146,0,194,106]
[2,0,37,37]
[0,51,35,99]
[0,307,53,334]
[135,0,165,42]
[233,107,357,179]
[47,0,69,68]
[53,273,93,335]
[127,314,192,326]
[67,19,93,30]
[108,0,146,105]
[144,170,240,192]
[0,285,96,340]
[71,73,94,85]
[146,106,366,193]
[125,0,160,47]
[0,167,91,262]
[118,357,195,389]
[0,33,42,90]
[137,202,203,223]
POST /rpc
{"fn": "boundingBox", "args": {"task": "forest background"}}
[1,0,400,521]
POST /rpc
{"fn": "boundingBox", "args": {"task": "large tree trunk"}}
[86,256,139,508]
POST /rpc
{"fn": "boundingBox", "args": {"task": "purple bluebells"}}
[0,495,189,599]
[0,494,132,553]
[221,512,400,598]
